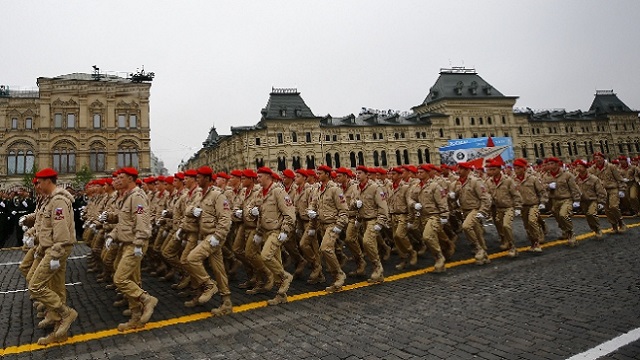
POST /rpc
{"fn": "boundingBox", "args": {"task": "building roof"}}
[260,88,316,120]
[589,90,635,114]
[320,109,445,128]
[517,108,604,122]
[419,67,516,106]
[40,73,133,83]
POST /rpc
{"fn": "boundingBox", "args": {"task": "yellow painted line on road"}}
[2,222,639,356]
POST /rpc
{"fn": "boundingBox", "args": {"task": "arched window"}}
[325,153,332,168]
[292,156,301,170]
[381,150,387,166]
[278,156,287,171]
[350,152,356,167]
[117,142,139,168]
[357,151,364,166]
[306,155,315,169]
[567,142,573,156]
[521,146,528,158]
[455,117,461,126]
[403,149,410,164]
[334,153,340,168]
[534,144,539,159]
[488,117,492,125]
[7,147,35,175]
[424,148,431,163]
[373,151,380,166]
[479,117,483,125]
[395,150,402,165]
[53,144,76,174]
[470,117,475,125]
[89,144,106,172]
[417,150,423,164]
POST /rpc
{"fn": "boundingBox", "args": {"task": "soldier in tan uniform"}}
[280,169,307,278]
[484,159,522,257]
[293,169,324,283]
[334,167,366,276]
[450,162,492,265]
[176,170,203,293]
[106,167,158,331]
[589,152,627,233]
[574,159,607,238]
[512,158,548,252]
[387,167,418,270]
[29,168,78,345]
[215,171,243,279]
[352,166,389,283]
[616,156,635,216]
[252,167,297,305]
[628,157,640,216]
[307,165,349,292]
[161,173,190,288]
[540,157,582,246]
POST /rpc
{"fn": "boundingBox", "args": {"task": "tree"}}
[72,165,94,189]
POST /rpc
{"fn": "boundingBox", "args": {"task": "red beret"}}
[35,168,58,179]
[217,172,230,180]
[112,171,119,177]
[230,170,243,178]
[165,176,174,183]
[330,171,337,179]
[135,179,143,185]
[307,169,318,178]
[242,169,257,178]
[377,168,387,175]
[458,162,475,170]
[174,172,185,180]
[197,166,214,176]
[282,169,295,179]
[593,152,605,159]
[403,165,418,174]
[389,167,404,173]
[335,167,350,175]
[257,166,273,176]
[104,178,113,185]
[317,165,332,173]
[143,177,156,184]
[485,160,502,168]
[419,164,438,172]
[119,167,138,177]
[156,175,166,182]
[355,165,369,173]
[612,159,620,164]
[573,159,588,167]
[272,173,282,181]
[184,169,198,177]
[295,169,309,177]
[546,157,562,164]
[513,158,528,168]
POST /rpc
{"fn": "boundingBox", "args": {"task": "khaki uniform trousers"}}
[344,218,364,261]
[92,230,105,260]
[421,215,443,255]
[28,244,73,313]
[391,214,412,258]
[604,188,622,226]
[361,220,381,263]
[493,207,515,249]
[101,242,120,276]
[19,246,36,279]
[318,222,342,276]
[298,220,321,268]
[185,234,230,296]
[161,230,183,270]
[114,243,148,310]
[629,182,640,214]
[232,224,253,274]
[521,205,544,246]
[580,200,600,232]
[551,199,574,236]
[461,209,487,251]
[243,227,270,279]
[260,230,287,278]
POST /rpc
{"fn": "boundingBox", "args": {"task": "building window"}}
[473,133,478,138]
[325,135,331,142]
[415,132,420,139]
[292,156,301,170]
[373,151,380,166]
[117,146,139,168]
[291,132,297,143]
[54,113,63,128]
[89,147,106,172]
[381,151,387,166]
[455,117,461,126]
[400,133,405,139]
[93,114,101,129]
[395,150,402,165]
[118,114,126,128]
[53,147,76,174]
[349,134,354,141]
[129,115,137,128]
[277,133,284,144]
[534,144,539,159]
[421,132,426,138]
[278,157,287,171]
[394,133,399,140]
[25,118,32,129]
[255,158,264,168]
[332,135,337,141]
[417,150,423,164]
[471,117,475,125]
[11,118,18,129]
[356,133,361,141]
[7,149,35,175]
[521,146,528,158]
[67,114,75,128]
[458,134,463,139]
[373,133,378,140]
[334,153,340,168]
[439,129,444,137]
[280,109,287,117]
[518,127,523,135]
[424,148,431,163]
[539,144,545,157]
[306,132,312,142]
[255,138,261,146]
[488,117,493,125]
[502,116,506,124]
[378,133,383,140]
[350,152,357,167]
[326,153,333,167]
[479,117,483,125]
[504,132,509,137]
[306,155,315,169]
[403,149,410,164]
[357,151,364,166]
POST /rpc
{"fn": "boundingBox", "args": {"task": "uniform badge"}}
[223,200,230,210]
[136,205,145,214]
[54,208,64,220]
[440,189,447,198]
[338,193,346,203]
[380,191,387,200]
[284,196,293,207]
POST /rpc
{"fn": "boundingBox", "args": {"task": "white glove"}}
[475,212,485,219]
[50,259,60,270]
[548,182,557,190]
[572,201,581,208]
[514,209,521,217]
[307,210,317,219]
[623,178,630,183]
[448,191,456,199]
[277,232,288,242]
[0,202,4,208]
[11,211,17,215]
[90,223,96,230]
[253,234,263,244]
[98,211,108,222]
[407,222,414,229]
[308,229,316,236]
[80,206,86,211]
[133,246,144,257]
[105,237,113,250]
[356,200,363,209]
[234,209,243,218]
[538,204,546,211]
[82,222,88,229]
[597,203,605,211]
[22,200,28,207]
[208,235,219,247]
[250,207,260,216]
[22,225,29,232]
[19,216,26,226]
[618,191,625,198]
[193,207,203,217]
[155,219,162,226]
[332,226,342,234]
[354,220,360,227]
[175,228,183,240]
[414,203,423,211]
[181,240,187,247]
[23,236,34,248]
[439,217,448,224]
[162,209,168,217]
[373,224,382,232]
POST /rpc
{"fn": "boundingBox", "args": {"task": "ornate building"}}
[0,71,152,187]
[184,67,640,171]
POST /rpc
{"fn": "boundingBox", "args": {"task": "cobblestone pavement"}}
[1,216,639,359]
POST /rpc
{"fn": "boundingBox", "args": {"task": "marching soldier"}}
[574,159,607,238]
[512,158,548,252]
[293,168,324,283]
[541,158,582,246]
[484,159,522,257]
[334,167,367,276]
[589,153,627,233]
[280,169,307,278]
[387,167,418,270]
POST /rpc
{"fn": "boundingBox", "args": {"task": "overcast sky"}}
[4,0,639,172]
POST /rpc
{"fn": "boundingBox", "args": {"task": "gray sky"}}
[4,0,640,172]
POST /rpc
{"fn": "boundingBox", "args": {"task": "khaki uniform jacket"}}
[352,180,389,226]
[181,186,203,233]
[170,188,188,231]
[408,179,449,218]
[618,166,636,187]
[102,191,119,232]
[388,181,412,214]
[294,183,313,221]
[589,163,626,191]
[256,183,296,234]
[152,190,170,224]
[514,173,548,206]
[198,185,232,241]
[234,184,262,228]
[484,174,523,209]
[541,170,581,201]
[225,186,243,223]
[308,182,348,229]
[35,188,76,250]
[109,187,151,246]
[340,181,359,218]
[576,173,607,203]
[452,176,492,214]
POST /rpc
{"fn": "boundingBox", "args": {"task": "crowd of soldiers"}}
[15,151,640,346]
